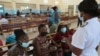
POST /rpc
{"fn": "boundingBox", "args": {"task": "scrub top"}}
[48,9,61,25]
[72,17,100,56]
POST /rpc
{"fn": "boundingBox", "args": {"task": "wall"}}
[0,0,56,14]
[0,0,100,15]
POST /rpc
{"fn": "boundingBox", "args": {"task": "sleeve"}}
[71,28,87,49]
[8,50,17,56]
[7,45,19,56]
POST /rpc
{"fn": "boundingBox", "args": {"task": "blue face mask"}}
[61,27,67,33]
[21,42,30,48]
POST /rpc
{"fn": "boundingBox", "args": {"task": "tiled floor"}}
[1,19,100,56]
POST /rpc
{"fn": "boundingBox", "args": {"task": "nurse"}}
[63,0,100,56]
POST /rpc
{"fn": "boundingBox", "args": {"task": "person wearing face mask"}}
[8,29,29,56]
[53,24,72,56]
[33,24,50,56]
[63,0,100,56]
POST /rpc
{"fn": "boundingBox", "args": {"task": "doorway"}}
[68,5,74,17]
[0,4,4,15]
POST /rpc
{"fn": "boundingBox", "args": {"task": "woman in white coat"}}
[63,0,100,56]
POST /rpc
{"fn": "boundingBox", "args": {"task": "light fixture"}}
[0,5,3,8]
[44,0,48,4]
[63,0,66,3]
[55,1,59,5]
[26,6,29,9]
[23,0,29,2]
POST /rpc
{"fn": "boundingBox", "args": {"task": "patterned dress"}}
[8,45,28,56]
[34,36,50,56]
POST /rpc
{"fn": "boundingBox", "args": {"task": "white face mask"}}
[21,42,30,48]
[61,27,67,33]
[81,17,85,24]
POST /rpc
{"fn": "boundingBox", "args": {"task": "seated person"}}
[49,23,57,33]
[0,15,8,24]
[6,34,16,49]
[0,39,7,56]
[8,29,29,56]
[33,24,50,56]
[53,24,72,56]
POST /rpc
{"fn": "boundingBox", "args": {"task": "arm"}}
[64,37,82,56]
[63,28,87,56]
[33,39,41,56]
[8,48,19,56]
[7,51,14,56]
[0,48,7,56]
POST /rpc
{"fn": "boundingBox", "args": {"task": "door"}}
[68,5,74,17]
[0,4,4,15]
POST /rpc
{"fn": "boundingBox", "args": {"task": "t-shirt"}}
[0,18,8,24]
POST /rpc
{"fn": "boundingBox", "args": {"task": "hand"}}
[62,36,71,44]
[61,37,67,43]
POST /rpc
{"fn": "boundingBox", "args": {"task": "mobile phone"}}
[29,46,34,51]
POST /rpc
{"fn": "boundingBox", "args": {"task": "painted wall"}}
[0,0,100,15]
[61,0,100,16]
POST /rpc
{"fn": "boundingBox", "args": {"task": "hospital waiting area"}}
[0,0,100,56]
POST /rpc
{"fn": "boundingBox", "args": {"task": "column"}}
[11,1,17,14]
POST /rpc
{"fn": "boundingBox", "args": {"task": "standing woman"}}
[63,0,100,56]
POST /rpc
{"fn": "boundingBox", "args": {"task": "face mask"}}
[80,17,84,21]
[81,17,85,25]
[21,42,30,48]
[40,32,48,36]
[61,27,67,33]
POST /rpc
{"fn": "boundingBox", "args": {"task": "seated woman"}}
[8,29,29,56]
[6,34,16,49]
[33,24,50,56]
[53,24,72,56]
